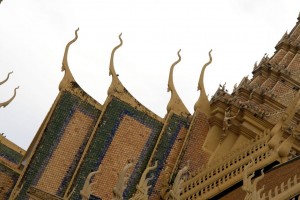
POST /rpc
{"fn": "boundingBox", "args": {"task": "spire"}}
[166,50,190,116]
[107,33,126,96]
[0,86,19,108]
[194,50,212,116]
[59,28,79,91]
[0,71,13,85]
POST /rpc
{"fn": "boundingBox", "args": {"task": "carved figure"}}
[219,82,227,91]
[113,162,134,200]
[80,168,101,200]
[222,107,240,132]
[130,161,158,200]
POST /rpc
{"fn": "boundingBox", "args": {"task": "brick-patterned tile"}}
[180,111,210,172]
[36,110,94,195]
[269,49,287,65]
[92,115,152,200]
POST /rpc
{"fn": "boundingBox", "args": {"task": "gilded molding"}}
[59,28,79,91]
[0,71,13,85]
[108,33,126,96]
[194,50,212,116]
[167,50,190,116]
[0,86,19,108]
[8,183,23,200]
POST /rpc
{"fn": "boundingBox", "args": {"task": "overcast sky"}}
[0,0,299,150]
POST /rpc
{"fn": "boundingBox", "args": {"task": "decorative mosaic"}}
[69,96,163,200]
[0,163,20,200]
[0,142,23,165]
[16,91,101,200]
[147,113,189,199]
[269,49,287,65]
[179,111,210,172]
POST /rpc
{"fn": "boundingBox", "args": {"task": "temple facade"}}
[1,13,300,200]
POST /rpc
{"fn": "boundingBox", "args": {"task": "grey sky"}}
[0,0,299,149]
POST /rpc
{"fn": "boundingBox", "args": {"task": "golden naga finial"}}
[59,28,79,91]
[108,33,125,96]
[0,86,19,108]
[194,50,212,116]
[166,50,190,116]
[0,71,13,85]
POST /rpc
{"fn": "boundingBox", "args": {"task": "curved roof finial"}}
[0,86,19,108]
[108,33,125,95]
[59,28,79,91]
[194,49,212,116]
[167,50,190,116]
[0,71,13,85]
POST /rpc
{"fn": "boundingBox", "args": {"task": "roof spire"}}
[59,28,79,91]
[166,50,190,116]
[194,50,212,116]
[107,33,125,96]
[0,71,13,85]
[0,86,19,108]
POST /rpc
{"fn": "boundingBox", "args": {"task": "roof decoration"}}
[242,159,265,200]
[0,71,13,85]
[167,50,190,116]
[0,86,19,108]
[194,50,212,116]
[80,168,101,200]
[108,33,126,96]
[0,71,18,108]
[59,28,79,91]
[130,161,158,200]
[113,162,133,200]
